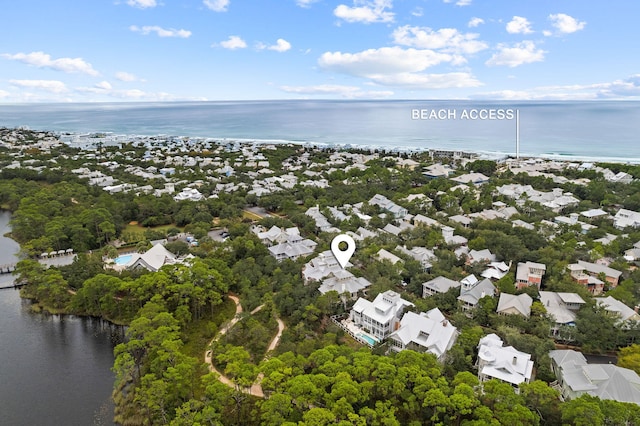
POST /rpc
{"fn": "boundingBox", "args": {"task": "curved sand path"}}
[205,296,285,397]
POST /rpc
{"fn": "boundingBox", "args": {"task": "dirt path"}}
[204,295,242,388]
[205,296,286,398]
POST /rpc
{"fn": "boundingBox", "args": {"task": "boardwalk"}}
[204,295,286,398]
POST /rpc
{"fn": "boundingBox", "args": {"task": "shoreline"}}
[51,130,640,165]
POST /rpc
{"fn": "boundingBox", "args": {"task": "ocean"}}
[1,100,639,162]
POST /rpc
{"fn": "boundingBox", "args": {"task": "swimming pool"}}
[114,254,133,265]
[357,333,377,346]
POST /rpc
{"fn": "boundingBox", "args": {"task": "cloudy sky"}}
[1,0,638,102]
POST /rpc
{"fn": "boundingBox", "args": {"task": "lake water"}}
[0,210,122,425]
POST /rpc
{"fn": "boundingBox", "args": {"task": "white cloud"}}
[365,72,482,88]
[548,13,586,34]
[506,16,533,34]
[219,35,247,50]
[485,41,545,67]
[130,25,191,38]
[318,46,481,89]
[280,84,393,98]
[295,0,319,7]
[443,0,472,6]
[468,17,484,28]
[115,71,144,82]
[392,25,488,54]
[126,0,157,8]
[334,0,394,24]
[203,0,229,12]
[319,46,455,76]
[2,51,99,76]
[471,75,640,100]
[0,90,9,99]
[267,39,292,52]
[411,7,423,17]
[9,79,67,93]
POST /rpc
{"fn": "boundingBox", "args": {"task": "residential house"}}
[624,242,640,262]
[458,278,496,314]
[595,296,640,326]
[449,214,473,227]
[116,243,183,272]
[476,334,534,391]
[539,291,586,337]
[396,245,435,272]
[549,349,640,404]
[368,194,408,218]
[268,238,317,262]
[423,163,455,179]
[567,260,622,294]
[173,187,203,202]
[481,261,511,281]
[496,293,533,317]
[376,249,403,265]
[413,214,441,228]
[515,261,546,290]
[318,269,372,300]
[614,208,640,229]
[387,309,458,360]
[450,172,490,186]
[423,276,461,298]
[302,250,349,283]
[442,226,468,246]
[350,290,414,340]
[306,206,340,233]
[466,249,496,265]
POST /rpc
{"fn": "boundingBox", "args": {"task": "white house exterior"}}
[614,208,640,229]
[422,276,461,298]
[550,349,640,404]
[539,291,585,337]
[476,334,534,391]
[387,309,458,360]
[350,290,414,341]
[368,194,408,218]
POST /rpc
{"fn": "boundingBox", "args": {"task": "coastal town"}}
[2,126,640,425]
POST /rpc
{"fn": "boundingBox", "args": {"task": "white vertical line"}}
[516,109,520,159]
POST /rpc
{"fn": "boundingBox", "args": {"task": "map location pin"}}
[331,234,356,269]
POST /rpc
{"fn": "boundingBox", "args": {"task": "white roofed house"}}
[302,250,347,283]
[476,334,534,392]
[595,296,640,327]
[350,290,414,341]
[458,278,496,315]
[466,249,496,266]
[422,276,461,298]
[376,249,403,266]
[387,309,459,361]
[614,208,640,229]
[368,194,408,219]
[318,269,372,301]
[496,293,533,318]
[539,291,586,338]
[116,243,184,272]
[550,349,640,404]
[396,245,436,272]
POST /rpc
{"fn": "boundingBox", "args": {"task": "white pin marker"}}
[331,234,356,269]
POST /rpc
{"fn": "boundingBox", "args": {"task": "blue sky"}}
[1,0,639,102]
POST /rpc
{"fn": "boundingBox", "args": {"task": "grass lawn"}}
[242,210,262,221]
[123,222,182,241]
